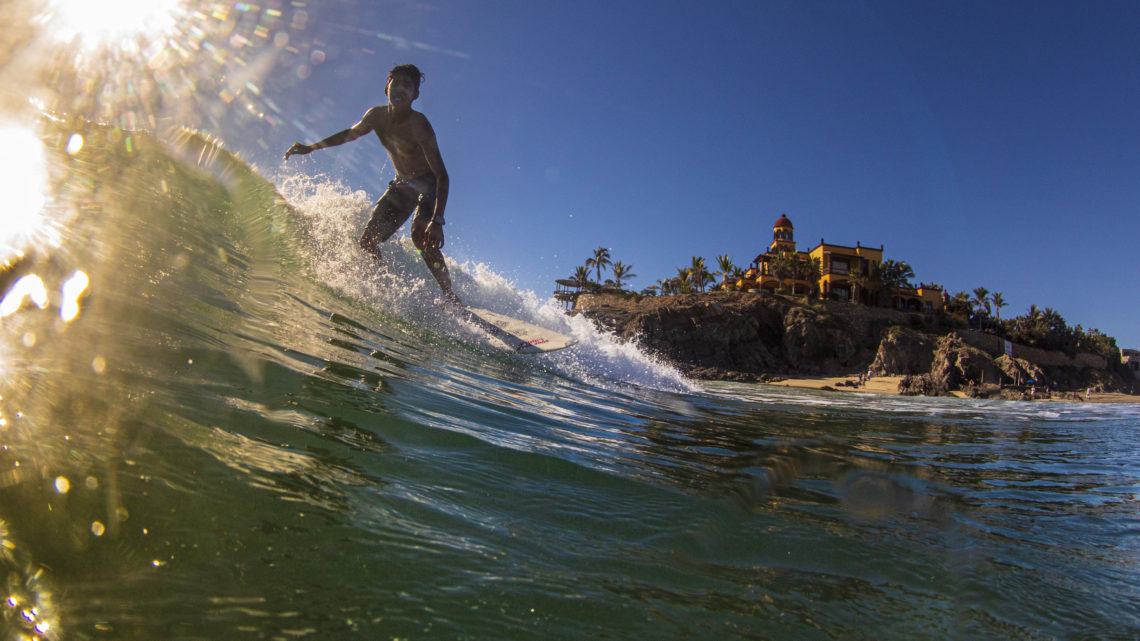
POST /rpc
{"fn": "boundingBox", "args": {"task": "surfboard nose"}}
[459,307,577,354]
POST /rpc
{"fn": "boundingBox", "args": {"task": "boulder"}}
[782,307,857,373]
[994,354,1049,388]
[897,374,947,396]
[930,334,1003,390]
[871,327,935,376]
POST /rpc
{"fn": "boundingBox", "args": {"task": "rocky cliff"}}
[573,293,1134,396]
[876,328,1131,398]
[574,292,922,381]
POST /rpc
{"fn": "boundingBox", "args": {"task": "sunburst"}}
[44,0,182,51]
[0,125,51,269]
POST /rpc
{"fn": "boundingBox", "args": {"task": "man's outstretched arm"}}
[284,109,378,160]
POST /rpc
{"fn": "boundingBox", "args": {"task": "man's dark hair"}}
[386,64,424,96]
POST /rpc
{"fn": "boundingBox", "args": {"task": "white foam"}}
[276,173,693,393]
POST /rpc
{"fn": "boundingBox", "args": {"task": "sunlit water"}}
[1,121,1138,641]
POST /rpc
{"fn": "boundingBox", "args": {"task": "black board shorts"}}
[363,174,437,242]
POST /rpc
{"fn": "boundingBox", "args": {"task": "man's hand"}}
[422,221,445,250]
[284,142,312,160]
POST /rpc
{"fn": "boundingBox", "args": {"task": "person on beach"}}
[284,63,459,305]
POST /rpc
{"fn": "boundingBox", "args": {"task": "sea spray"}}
[276,172,693,393]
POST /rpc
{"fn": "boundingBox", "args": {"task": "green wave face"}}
[0,117,698,640]
[1,55,1136,641]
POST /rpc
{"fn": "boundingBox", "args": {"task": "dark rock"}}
[930,334,1002,390]
[871,327,935,376]
[781,307,858,373]
[684,366,760,383]
[962,384,1002,399]
[897,374,947,396]
[571,294,1130,392]
[994,354,1049,388]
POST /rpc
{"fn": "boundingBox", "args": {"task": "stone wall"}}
[957,331,1107,370]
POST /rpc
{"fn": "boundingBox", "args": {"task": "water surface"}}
[1,122,1137,640]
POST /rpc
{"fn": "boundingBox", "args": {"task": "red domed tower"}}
[769,213,796,254]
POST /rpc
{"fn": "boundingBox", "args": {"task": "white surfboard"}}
[459,307,577,354]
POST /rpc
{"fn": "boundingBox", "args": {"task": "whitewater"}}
[1,121,1137,640]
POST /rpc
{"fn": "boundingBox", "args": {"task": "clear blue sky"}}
[193,1,1140,349]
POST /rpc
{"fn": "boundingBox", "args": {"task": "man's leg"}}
[411,219,460,304]
[359,224,385,260]
[360,189,412,260]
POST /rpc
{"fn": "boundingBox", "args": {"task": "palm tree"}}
[971,286,991,329]
[972,287,991,315]
[572,265,591,289]
[1028,307,1070,350]
[848,264,866,304]
[586,246,612,285]
[800,256,823,297]
[612,261,637,291]
[690,256,712,293]
[788,254,806,295]
[1012,304,1055,346]
[881,259,915,307]
[954,291,974,315]
[1042,307,1066,333]
[1011,305,1038,344]
[715,254,736,289]
[675,267,694,294]
[771,253,798,294]
[881,260,914,286]
[991,291,1006,322]
[849,260,884,305]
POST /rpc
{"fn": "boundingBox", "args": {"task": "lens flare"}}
[46,0,182,51]
[60,270,90,322]
[0,275,49,319]
[0,125,49,268]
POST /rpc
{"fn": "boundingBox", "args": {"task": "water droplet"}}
[66,133,84,155]
[60,270,90,322]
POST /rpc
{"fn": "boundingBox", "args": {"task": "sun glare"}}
[0,126,50,268]
[47,0,181,50]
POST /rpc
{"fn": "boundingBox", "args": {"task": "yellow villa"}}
[731,214,944,315]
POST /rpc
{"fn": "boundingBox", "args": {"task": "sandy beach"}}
[765,374,1139,404]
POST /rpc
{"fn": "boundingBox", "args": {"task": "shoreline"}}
[762,374,1140,404]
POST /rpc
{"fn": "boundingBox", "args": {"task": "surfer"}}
[284,63,459,304]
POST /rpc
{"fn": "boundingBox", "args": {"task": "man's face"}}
[386,75,417,106]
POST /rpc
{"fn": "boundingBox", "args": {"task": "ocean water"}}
[2,122,1138,640]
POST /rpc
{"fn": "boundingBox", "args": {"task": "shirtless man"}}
[284,63,458,304]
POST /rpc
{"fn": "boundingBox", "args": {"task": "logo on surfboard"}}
[515,338,550,351]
